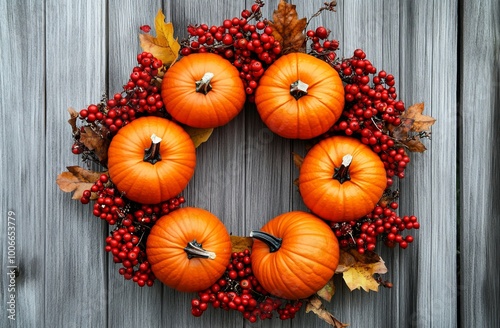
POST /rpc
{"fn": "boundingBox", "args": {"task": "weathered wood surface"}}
[0,0,498,327]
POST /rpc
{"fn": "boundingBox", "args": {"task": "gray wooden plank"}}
[399,0,458,327]
[0,0,477,327]
[44,0,108,327]
[0,1,46,327]
[460,0,500,327]
[106,1,164,328]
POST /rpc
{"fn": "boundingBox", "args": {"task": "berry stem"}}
[333,154,352,183]
[195,72,215,94]
[290,80,309,100]
[143,134,162,164]
[249,230,282,253]
[184,240,216,260]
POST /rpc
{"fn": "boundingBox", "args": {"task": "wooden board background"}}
[0,0,498,327]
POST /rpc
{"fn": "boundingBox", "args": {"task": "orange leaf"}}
[230,235,253,253]
[182,125,214,148]
[267,0,307,53]
[56,166,105,200]
[292,152,304,170]
[139,9,180,66]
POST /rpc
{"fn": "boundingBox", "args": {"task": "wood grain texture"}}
[43,0,108,327]
[106,2,165,327]
[460,0,500,327]
[1,0,497,327]
[0,1,46,327]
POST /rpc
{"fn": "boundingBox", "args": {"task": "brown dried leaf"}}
[268,0,307,53]
[80,126,110,163]
[389,102,434,152]
[316,278,335,302]
[139,9,180,66]
[403,102,436,132]
[231,235,253,253]
[305,296,349,327]
[292,152,304,169]
[182,125,214,148]
[68,107,79,134]
[56,166,105,200]
[405,137,427,153]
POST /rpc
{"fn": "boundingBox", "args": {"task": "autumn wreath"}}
[57,1,435,326]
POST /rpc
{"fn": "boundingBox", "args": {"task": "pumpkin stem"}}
[333,154,353,184]
[195,72,214,95]
[290,80,309,100]
[249,230,282,253]
[184,240,216,260]
[143,134,162,164]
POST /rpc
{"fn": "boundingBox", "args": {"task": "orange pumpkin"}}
[299,136,387,222]
[250,211,339,300]
[161,53,246,128]
[146,207,232,292]
[107,116,196,204]
[254,53,344,139]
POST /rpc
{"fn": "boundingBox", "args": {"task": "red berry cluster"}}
[191,250,302,322]
[180,1,281,101]
[325,48,409,186]
[331,201,420,253]
[306,26,340,63]
[76,52,163,136]
[79,173,185,286]
[105,225,155,287]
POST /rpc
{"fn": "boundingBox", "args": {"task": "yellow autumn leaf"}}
[139,9,180,66]
[336,249,387,292]
[182,125,214,148]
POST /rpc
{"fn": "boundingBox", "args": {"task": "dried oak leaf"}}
[56,166,105,200]
[182,125,214,148]
[80,126,110,163]
[316,278,336,302]
[390,102,435,153]
[267,0,307,54]
[403,102,436,132]
[67,107,79,134]
[335,249,387,292]
[404,136,428,152]
[305,295,349,327]
[139,9,180,66]
[230,235,253,253]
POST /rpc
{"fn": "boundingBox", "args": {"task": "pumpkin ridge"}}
[275,250,320,298]
[270,252,298,297]
[281,242,337,273]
